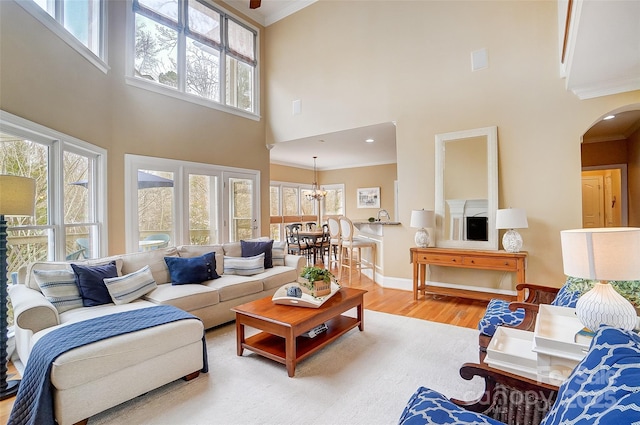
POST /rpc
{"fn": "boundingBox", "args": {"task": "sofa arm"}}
[284,254,306,274]
[8,284,60,333]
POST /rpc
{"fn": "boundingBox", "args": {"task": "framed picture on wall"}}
[357,187,380,208]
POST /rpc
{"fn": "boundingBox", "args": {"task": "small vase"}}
[576,282,637,332]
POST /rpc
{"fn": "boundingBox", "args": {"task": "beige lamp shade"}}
[495,208,528,230]
[560,227,640,332]
[410,209,435,229]
[0,175,36,216]
[560,227,640,281]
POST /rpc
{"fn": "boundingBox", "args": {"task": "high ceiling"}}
[222,0,640,170]
[220,0,316,26]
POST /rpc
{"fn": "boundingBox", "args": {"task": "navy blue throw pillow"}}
[241,240,274,269]
[165,252,220,285]
[71,261,118,307]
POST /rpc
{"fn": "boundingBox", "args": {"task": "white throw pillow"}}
[103,265,157,305]
[223,253,265,276]
[272,241,286,266]
[33,269,83,313]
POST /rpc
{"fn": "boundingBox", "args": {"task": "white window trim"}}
[125,154,260,253]
[15,0,109,74]
[0,110,109,259]
[124,0,260,121]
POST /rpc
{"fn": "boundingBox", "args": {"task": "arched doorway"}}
[581,105,640,228]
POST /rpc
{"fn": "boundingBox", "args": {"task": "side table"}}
[485,305,589,388]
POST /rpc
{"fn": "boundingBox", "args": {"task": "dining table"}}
[297,228,329,265]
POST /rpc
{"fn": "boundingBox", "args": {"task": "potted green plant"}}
[300,266,335,297]
[567,277,640,313]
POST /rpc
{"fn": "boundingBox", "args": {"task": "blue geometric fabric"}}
[540,326,640,424]
[477,298,525,337]
[549,283,579,308]
[478,280,580,338]
[398,386,504,425]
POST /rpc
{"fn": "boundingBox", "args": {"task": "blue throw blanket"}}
[8,305,208,425]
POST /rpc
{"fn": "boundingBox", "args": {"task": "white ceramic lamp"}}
[561,227,640,332]
[0,175,36,400]
[496,208,528,253]
[410,209,435,248]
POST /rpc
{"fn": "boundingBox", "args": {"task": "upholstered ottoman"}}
[22,305,205,425]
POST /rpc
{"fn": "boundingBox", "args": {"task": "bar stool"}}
[327,216,342,271]
[338,216,376,284]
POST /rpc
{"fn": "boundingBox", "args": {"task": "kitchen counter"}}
[353,221,401,237]
[352,221,402,225]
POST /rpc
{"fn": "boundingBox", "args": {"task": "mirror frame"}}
[434,126,498,250]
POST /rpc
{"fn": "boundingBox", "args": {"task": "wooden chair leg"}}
[183,371,200,381]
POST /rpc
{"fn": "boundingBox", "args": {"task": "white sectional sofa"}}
[9,241,304,425]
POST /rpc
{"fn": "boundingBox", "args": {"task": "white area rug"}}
[90,310,484,425]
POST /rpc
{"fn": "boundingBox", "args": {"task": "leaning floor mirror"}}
[434,126,498,250]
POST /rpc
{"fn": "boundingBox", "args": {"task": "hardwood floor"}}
[0,266,488,424]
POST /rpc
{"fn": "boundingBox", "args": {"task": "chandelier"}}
[306,156,327,201]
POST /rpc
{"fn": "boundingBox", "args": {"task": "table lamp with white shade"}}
[496,208,528,253]
[561,227,640,332]
[410,209,435,248]
[0,175,36,400]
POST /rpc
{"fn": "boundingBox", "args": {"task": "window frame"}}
[0,110,108,263]
[125,0,260,120]
[125,154,260,253]
[269,182,345,241]
[15,0,109,74]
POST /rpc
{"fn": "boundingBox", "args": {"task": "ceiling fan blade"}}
[249,0,261,9]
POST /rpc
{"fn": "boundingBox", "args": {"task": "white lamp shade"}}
[496,208,528,230]
[561,227,640,281]
[410,209,435,229]
[0,175,36,216]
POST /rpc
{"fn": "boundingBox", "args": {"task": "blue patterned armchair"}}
[477,278,581,361]
[400,326,640,425]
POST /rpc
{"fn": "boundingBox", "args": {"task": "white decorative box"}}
[533,305,590,362]
[485,327,538,381]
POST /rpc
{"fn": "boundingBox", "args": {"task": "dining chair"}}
[312,224,331,265]
[338,216,376,284]
[326,216,342,270]
[285,224,312,263]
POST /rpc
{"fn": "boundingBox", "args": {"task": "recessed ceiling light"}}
[604,115,615,120]
[365,138,374,143]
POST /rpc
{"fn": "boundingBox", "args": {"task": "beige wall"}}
[629,127,640,226]
[270,163,398,221]
[264,0,640,287]
[0,0,268,254]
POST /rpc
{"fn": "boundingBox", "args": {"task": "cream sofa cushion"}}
[143,283,220,311]
[205,274,263,302]
[120,247,178,285]
[260,266,299,291]
[32,307,204,390]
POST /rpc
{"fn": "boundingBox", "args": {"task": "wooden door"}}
[582,175,604,227]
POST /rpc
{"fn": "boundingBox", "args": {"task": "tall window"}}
[269,183,344,241]
[0,111,107,274]
[131,0,257,115]
[125,155,258,253]
[19,0,106,71]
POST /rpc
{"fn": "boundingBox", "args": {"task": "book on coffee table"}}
[272,282,341,308]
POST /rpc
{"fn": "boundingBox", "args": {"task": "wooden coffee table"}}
[231,287,366,377]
